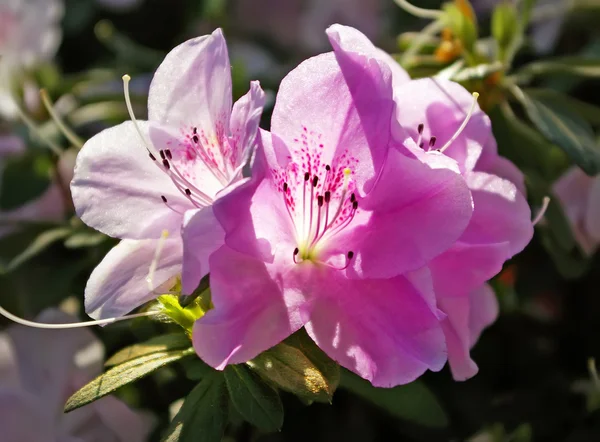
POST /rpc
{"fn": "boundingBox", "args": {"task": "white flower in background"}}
[0,0,64,118]
[0,309,154,442]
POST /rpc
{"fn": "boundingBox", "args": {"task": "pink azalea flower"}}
[70,29,265,319]
[0,309,153,442]
[377,59,533,380]
[186,25,475,387]
[553,167,600,256]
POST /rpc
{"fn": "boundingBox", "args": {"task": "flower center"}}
[275,148,358,269]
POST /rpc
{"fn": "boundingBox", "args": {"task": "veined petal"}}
[392,77,491,173]
[269,49,393,195]
[181,206,224,295]
[441,283,498,381]
[213,133,296,262]
[148,29,232,136]
[460,171,533,257]
[229,80,266,172]
[347,148,473,279]
[85,238,182,320]
[193,246,309,369]
[71,121,192,239]
[305,268,447,387]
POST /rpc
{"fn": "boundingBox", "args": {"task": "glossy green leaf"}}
[163,372,228,442]
[224,364,284,432]
[525,89,600,127]
[249,336,340,403]
[65,348,195,412]
[105,334,192,366]
[512,87,600,175]
[340,370,448,428]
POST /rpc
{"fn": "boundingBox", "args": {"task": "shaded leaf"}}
[64,230,107,248]
[0,153,53,211]
[65,348,195,412]
[106,334,192,366]
[526,89,600,127]
[1,227,72,273]
[512,87,600,175]
[339,370,448,428]
[518,57,600,79]
[163,372,228,442]
[224,364,284,432]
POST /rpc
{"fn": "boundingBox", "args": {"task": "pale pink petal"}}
[8,309,97,411]
[71,121,192,239]
[584,176,600,241]
[193,246,308,369]
[346,148,473,279]
[91,396,154,442]
[85,238,182,319]
[0,134,25,158]
[460,171,533,256]
[181,206,224,295]
[430,241,510,298]
[441,284,499,381]
[305,268,447,387]
[392,77,491,173]
[148,29,232,137]
[228,80,266,170]
[0,333,19,388]
[213,132,296,262]
[0,388,55,441]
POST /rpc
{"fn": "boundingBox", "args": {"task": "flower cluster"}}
[72,25,533,387]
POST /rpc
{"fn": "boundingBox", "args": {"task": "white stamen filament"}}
[532,196,551,226]
[326,168,352,231]
[439,92,480,153]
[122,75,156,156]
[0,305,159,329]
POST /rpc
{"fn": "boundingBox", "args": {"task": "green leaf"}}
[0,152,53,211]
[163,372,228,442]
[249,338,340,403]
[492,2,518,58]
[525,89,600,127]
[511,86,600,175]
[518,57,600,79]
[105,334,192,366]
[65,348,195,412]
[224,364,284,432]
[340,370,448,428]
[1,227,72,273]
[64,230,107,248]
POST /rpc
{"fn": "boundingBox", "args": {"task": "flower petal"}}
[305,268,447,387]
[213,132,296,262]
[85,238,182,319]
[193,246,308,369]
[269,48,393,194]
[460,171,533,257]
[229,80,266,171]
[469,283,499,346]
[91,396,155,442]
[584,175,600,241]
[392,77,491,173]
[181,206,224,295]
[348,148,473,279]
[148,29,232,135]
[71,121,192,239]
[0,388,54,441]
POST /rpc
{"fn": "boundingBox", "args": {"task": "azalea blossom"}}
[187,25,475,387]
[0,135,74,238]
[375,54,533,380]
[0,0,64,118]
[70,29,265,319]
[553,167,600,256]
[0,309,153,442]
